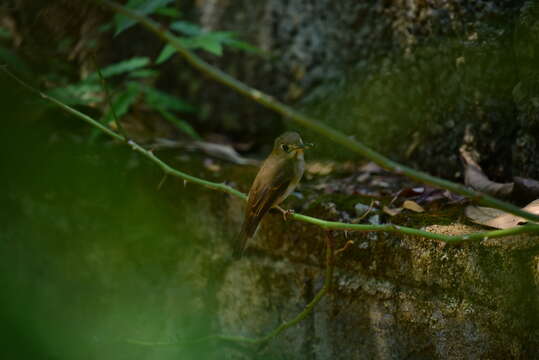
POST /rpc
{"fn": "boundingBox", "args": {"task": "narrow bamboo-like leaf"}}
[225,39,263,54]
[113,0,145,35]
[47,83,102,105]
[158,108,201,140]
[154,7,181,18]
[114,0,175,36]
[181,32,234,56]
[170,22,260,55]
[197,37,223,56]
[87,57,151,81]
[170,21,202,36]
[134,82,196,112]
[155,44,176,64]
[198,32,237,55]
[128,69,159,78]
[102,86,140,125]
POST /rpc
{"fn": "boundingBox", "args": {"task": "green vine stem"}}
[96,0,539,224]
[2,65,538,245]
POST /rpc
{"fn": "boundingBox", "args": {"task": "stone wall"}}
[218,206,539,359]
[193,0,538,179]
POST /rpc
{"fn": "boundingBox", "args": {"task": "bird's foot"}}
[276,206,295,221]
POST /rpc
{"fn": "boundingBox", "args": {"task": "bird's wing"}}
[234,162,294,257]
[249,160,295,219]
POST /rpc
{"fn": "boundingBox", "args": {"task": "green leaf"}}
[102,86,140,125]
[128,69,159,78]
[195,35,223,56]
[154,7,182,18]
[170,21,202,36]
[86,57,150,81]
[169,22,260,55]
[158,108,201,140]
[132,82,196,112]
[225,38,263,54]
[182,32,235,56]
[47,83,103,105]
[155,44,176,64]
[114,0,175,36]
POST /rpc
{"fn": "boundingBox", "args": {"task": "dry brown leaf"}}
[402,200,425,213]
[462,159,513,198]
[465,206,506,226]
[465,199,539,229]
[383,206,402,217]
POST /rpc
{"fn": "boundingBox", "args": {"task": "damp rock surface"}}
[218,210,539,359]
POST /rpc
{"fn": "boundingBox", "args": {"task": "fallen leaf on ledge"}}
[402,200,425,213]
[383,206,402,217]
[465,199,539,229]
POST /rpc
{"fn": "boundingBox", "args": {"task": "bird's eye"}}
[281,144,290,153]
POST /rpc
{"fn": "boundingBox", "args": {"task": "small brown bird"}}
[234,132,312,257]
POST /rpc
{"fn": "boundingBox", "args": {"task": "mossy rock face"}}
[181,0,537,180]
[218,200,539,359]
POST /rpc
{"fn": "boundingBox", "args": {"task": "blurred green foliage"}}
[114,0,177,35]
[0,80,236,359]
[1,0,258,142]
[0,5,263,356]
[48,56,201,140]
[0,24,31,77]
[157,20,261,61]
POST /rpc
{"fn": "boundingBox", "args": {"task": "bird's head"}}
[272,132,313,159]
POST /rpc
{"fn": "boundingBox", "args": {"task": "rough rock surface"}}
[218,198,539,359]
[7,0,538,177]
[192,0,538,179]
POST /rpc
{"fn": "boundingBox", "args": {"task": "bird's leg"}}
[275,205,295,221]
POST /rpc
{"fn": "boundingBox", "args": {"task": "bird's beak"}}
[293,142,314,150]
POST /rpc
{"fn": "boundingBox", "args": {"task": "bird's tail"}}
[233,216,259,259]
[233,225,251,259]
